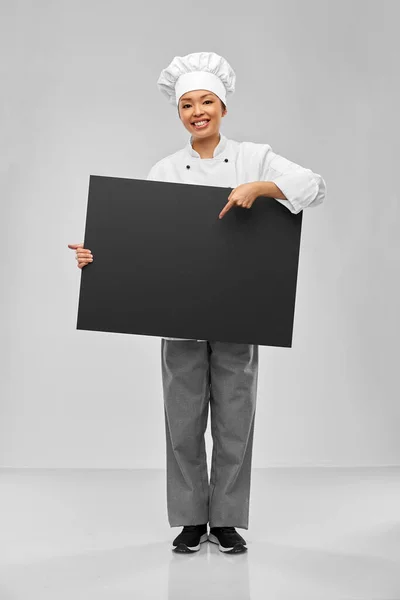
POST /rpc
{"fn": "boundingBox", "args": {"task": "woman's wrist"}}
[255,181,287,200]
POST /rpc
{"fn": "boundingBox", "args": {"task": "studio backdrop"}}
[1,0,398,468]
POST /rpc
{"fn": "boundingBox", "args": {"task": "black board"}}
[76,175,303,347]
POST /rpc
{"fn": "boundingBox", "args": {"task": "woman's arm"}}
[255,181,287,200]
[258,145,327,214]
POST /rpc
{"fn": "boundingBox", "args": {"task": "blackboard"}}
[76,175,303,347]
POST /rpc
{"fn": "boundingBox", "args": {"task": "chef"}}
[146,51,327,554]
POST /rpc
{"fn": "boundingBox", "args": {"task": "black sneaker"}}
[172,524,208,553]
[208,527,247,553]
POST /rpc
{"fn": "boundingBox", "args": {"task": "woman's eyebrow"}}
[180,94,213,102]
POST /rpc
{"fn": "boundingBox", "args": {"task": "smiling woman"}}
[68,47,326,552]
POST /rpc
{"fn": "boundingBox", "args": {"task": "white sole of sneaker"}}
[172,532,208,552]
[208,533,247,552]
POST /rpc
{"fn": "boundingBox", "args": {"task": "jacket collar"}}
[185,132,228,158]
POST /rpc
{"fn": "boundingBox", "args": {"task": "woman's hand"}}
[68,243,93,269]
[219,182,261,219]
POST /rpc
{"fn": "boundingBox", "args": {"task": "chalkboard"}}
[76,175,303,347]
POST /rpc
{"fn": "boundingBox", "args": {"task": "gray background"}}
[1,0,398,468]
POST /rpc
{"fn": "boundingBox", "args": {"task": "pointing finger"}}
[219,199,234,219]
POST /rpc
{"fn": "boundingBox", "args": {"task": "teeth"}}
[193,120,208,126]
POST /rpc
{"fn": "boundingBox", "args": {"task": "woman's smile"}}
[191,119,210,129]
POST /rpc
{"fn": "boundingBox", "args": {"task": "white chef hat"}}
[157,51,236,107]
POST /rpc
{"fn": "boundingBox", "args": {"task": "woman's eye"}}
[183,100,213,109]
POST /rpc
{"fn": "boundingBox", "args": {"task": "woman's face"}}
[178,90,227,138]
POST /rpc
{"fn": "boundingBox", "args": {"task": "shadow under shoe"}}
[208,527,247,553]
[172,524,208,553]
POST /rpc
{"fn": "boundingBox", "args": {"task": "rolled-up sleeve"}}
[260,145,327,214]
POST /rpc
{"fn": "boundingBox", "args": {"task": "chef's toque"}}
[157,51,236,107]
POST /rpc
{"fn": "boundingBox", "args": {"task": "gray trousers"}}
[161,339,259,529]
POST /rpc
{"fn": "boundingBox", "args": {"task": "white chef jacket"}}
[146,132,327,342]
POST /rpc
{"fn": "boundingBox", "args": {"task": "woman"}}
[68,51,327,555]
